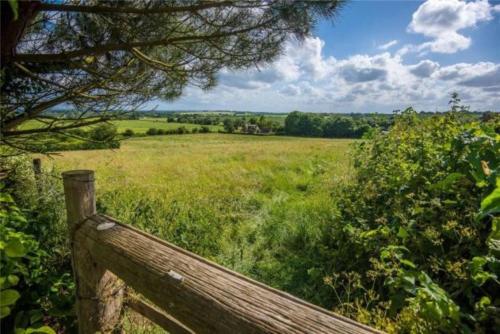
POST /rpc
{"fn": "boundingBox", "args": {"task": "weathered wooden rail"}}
[62,169,381,334]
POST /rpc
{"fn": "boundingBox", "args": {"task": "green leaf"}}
[475,296,491,311]
[430,173,464,191]
[0,306,11,319]
[7,275,19,286]
[0,289,20,306]
[488,218,500,252]
[478,178,500,218]
[25,326,56,334]
[397,226,409,240]
[30,310,43,324]
[400,259,416,269]
[470,256,496,286]
[5,239,26,258]
[8,0,18,20]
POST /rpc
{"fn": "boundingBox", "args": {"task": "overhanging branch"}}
[2,117,111,137]
[38,1,237,15]
[13,17,277,63]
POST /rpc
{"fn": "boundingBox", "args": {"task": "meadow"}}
[40,134,353,271]
[7,112,498,333]
[21,118,223,133]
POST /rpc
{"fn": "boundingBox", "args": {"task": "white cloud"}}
[162,36,500,113]
[457,64,500,87]
[410,60,440,78]
[215,37,334,90]
[280,84,301,96]
[408,0,497,54]
[378,40,399,50]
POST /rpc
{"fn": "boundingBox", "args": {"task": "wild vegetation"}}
[1,1,499,333]
[2,134,353,332]
[256,109,499,332]
[2,106,499,333]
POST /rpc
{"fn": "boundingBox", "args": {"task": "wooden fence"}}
[62,169,381,334]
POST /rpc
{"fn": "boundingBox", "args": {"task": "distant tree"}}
[449,92,461,112]
[323,117,355,138]
[122,129,135,137]
[88,123,117,142]
[200,126,210,133]
[284,111,302,135]
[146,128,158,136]
[448,92,470,113]
[1,0,343,152]
[176,126,188,134]
[223,119,235,133]
[284,111,323,137]
[233,118,245,130]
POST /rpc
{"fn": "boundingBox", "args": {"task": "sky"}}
[155,0,500,113]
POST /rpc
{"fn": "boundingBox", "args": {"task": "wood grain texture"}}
[62,171,124,334]
[76,214,382,334]
[127,296,195,334]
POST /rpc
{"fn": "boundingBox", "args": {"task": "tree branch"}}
[13,17,277,63]
[2,117,110,137]
[38,1,237,15]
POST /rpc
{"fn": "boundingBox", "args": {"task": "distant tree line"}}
[142,126,211,136]
[284,111,393,138]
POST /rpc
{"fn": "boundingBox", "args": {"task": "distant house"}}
[244,124,260,134]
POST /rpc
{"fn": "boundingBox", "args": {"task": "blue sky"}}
[156,0,500,113]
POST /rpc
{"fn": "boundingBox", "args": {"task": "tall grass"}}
[40,134,353,275]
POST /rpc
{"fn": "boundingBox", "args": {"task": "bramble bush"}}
[323,109,499,332]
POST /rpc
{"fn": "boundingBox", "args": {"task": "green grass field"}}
[21,119,222,133]
[112,119,222,133]
[41,134,354,270]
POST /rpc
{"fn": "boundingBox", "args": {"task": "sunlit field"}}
[41,134,354,269]
[21,118,222,133]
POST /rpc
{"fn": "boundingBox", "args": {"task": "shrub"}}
[199,126,210,133]
[146,128,158,136]
[123,129,135,137]
[88,123,117,142]
[324,109,499,331]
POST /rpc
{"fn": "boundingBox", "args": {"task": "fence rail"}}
[62,169,381,334]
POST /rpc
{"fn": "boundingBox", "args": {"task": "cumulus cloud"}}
[458,65,500,87]
[408,0,496,54]
[339,65,387,83]
[378,40,399,50]
[163,35,499,113]
[280,84,301,96]
[216,37,333,90]
[410,60,440,78]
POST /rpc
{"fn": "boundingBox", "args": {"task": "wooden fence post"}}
[62,170,124,334]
